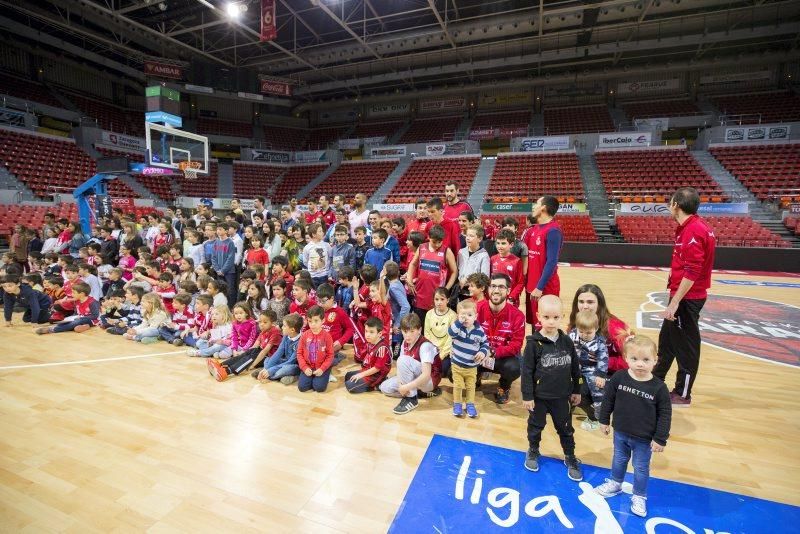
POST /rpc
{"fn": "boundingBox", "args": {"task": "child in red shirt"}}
[296,306,334,392]
[346,316,392,393]
[245,233,270,269]
[208,309,283,381]
[490,229,525,306]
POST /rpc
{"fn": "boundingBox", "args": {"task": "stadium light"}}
[226,2,245,18]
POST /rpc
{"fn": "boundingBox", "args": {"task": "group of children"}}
[1,198,673,517]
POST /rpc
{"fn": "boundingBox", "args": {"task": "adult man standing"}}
[476,273,526,404]
[251,196,271,222]
[653,187,716,407]
[406,197,431,238]
[333,194,347,213]
[318,195,336,227]
[279,206,297,233]
[524,196,563,330]
[348,193,370,238]
[426,197,461,259]
[443,181,473,223]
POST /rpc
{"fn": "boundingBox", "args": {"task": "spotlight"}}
[226,2,244,18]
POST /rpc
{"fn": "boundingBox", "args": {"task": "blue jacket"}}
[202,239,216,264]
[3,284,51,322]
[385,236,401,264]
[210,238,236,275]
[271,334,300,365]
[388,279,410,329]
[330,242,356,278]
[364,246,392,275]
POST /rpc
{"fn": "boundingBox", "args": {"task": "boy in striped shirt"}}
[448,299,491,419]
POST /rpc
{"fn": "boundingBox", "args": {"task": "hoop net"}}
[178,161,203,180]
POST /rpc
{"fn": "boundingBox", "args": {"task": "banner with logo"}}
[617,78,680,96]
[478,90,531,108]
[362,136,386,147]
[185,84,214,94]
[294,150,327,163]
[597,132,651,148]
[725,125,790,143]
[420,97,466,113]
[259,79,291,97]
[372,203,415,212]
[252,149,290,163]
[699,69,772,86]
[101,131,145,151]
[560,203,587,214]
[370,145,406,158]
[367,102,409,118]
[633,117,669,131]
[620,202,748,215]
[482,202,587,213]
[425,141,468,156]
[518,136,571,151]
[469,128,497,140]
[144,61,183,80]
[338,138,360,150]
[260,0,277,41]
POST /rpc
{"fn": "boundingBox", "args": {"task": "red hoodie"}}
[668,215,716,300]
[476,299,525,359]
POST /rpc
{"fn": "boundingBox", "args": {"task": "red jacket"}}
[246,248,270,267]
[476,299,525,359]
[322,305,354,347]
[297,329,334,372]
[434,218,462,259]
[490,253,524,304]
[669,215,716,300]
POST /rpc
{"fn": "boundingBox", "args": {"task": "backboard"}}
[145,122,209,175]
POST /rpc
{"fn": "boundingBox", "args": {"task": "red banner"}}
[259,79,292,97]
[260,0,277,42]
[144,61,183,80]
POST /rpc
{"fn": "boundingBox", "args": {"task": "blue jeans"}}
[611,431,653,497]
[158,325,180,342]
[52,316,94,333]
[133,326,160,341]
[195,339,227,357]
[298,368,331,392]
[263,351,300,380]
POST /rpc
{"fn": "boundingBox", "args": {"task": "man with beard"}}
[318,195,336,227]
[251,196,271,222]
[523,196,563,330]
[333,194,347,213]
[349,193,370,239]
[443,181,473,223]
[476,273,526,405]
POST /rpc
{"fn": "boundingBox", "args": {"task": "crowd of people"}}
[1,183,716,518]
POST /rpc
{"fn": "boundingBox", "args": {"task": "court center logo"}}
[637,292,800,367]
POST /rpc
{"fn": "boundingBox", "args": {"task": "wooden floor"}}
[1,265,799,532]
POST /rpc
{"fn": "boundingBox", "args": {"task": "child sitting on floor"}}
[345,316,392,394]
[122,292,169,343]
[186,304,233,358]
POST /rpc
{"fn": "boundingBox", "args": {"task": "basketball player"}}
[523,196,563,329]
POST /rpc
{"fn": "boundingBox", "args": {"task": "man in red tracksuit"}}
[476,273,526,405]
[524,196,563,330]
[653,187,716,407]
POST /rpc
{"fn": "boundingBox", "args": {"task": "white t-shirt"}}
[401,339,438,364]
[348,209,370,238]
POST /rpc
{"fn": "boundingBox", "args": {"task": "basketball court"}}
[2,265,798,531]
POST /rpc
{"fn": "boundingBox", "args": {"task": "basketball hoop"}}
[178,161,202,180]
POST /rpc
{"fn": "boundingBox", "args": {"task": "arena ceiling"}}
[1,0,799,101]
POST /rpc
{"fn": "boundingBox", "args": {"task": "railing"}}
[717,113,763,125]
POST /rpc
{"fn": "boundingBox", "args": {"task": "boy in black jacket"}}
[594,335,672,518]
[521,295,583,481]
[2,275,51,325]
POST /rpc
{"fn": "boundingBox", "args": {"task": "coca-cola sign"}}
[260,79,292,97]
[144,61,183,80]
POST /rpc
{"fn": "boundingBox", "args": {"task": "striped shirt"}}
[448,320,491,368]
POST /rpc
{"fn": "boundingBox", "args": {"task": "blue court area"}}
[390,435,800,533]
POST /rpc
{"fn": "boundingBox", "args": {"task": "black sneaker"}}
[393,396,419,415]
[419,387,442,398]
[494,387,510,404]
[524,448,540,472]
[565,455,583,481]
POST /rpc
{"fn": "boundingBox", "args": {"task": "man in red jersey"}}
[318,195,337,227]
[406,197,431,239]
[476,273,526,404]
[524,196,563,330]
[427,197,461,259]
[443,181,473,223]
[653,187,716,408]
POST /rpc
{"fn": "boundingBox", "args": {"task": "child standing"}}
[257,313,303,384]
[521,294,583,481]
[568,310,609,430]
[490,229,525,306]
[118,243,136,281]
[385,261,410,357]
[187,305,233,358]
[364,228,392,276]
[594,335,672,518]
[345,316,392,393]
[352,226,369,271]
[302,223,332,288]
[425,287,457,380]
[123,293,169,343]
[296,306,334,392]
[448,299,491,418]
[244,233,270,269]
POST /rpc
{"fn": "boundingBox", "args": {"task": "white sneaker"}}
[328,374,338,383]
[186,348,198,357]
[595,478,623,497]
[280,375,297,385]
[581,419,600,431]
[630,495,647,517]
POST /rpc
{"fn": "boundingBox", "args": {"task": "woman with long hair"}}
[568,283,633,373]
